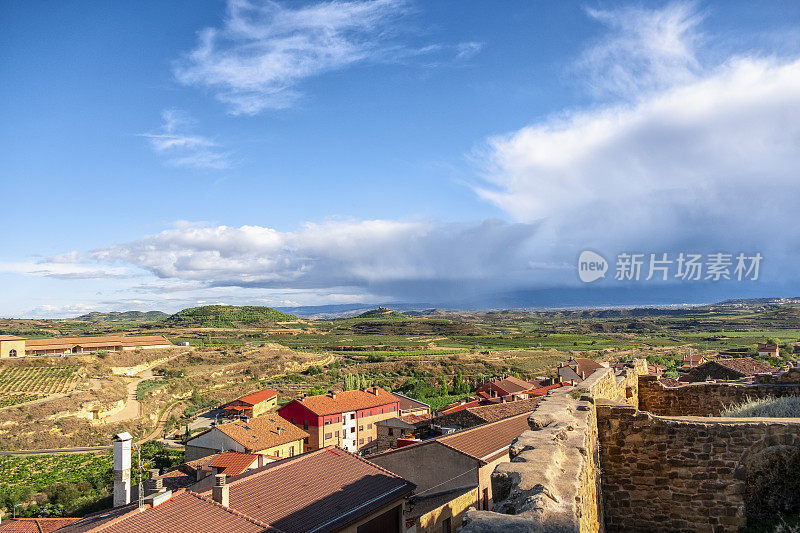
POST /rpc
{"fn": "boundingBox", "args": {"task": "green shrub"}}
[722,396,800,418]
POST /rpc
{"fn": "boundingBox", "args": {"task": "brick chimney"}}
[145,469,165,497]
[113,432,132,507]
[212,474,229,507]
[328,391,336,399]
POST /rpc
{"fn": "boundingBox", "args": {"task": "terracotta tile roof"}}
[0,335,24,341]
[291,387,398,416]
[159,469,196,490]
[0,518,78,533]
[231,389,278,407]
[463,397,542,424]
[212,415,308,453]
[712,357,777,375]
[203,447,415,533]
[401,413,431,424]
[391,392,430,412]
[573,358,604,377]
[57,490,273,533]
[437,412,531,463]
[208,451,259,476]
[658,377,683,387]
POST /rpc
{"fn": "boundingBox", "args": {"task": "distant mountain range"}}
[67,296,800,324]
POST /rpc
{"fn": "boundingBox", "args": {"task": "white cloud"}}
[140,109,232,170]
[173,0,481,115]
[91,219,544,299]
[577,1,703,98]
[0,260,131,280]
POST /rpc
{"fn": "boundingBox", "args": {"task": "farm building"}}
[220,388,278,419]
[0,335,173,357]
[0,335,25,358]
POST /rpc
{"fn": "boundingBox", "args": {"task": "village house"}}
[557,357,605,383]
[684,357,777,382]
[392,392,431,416]
[375,413,432,453]
[370,412,532,533]
[0,334,172,357]
[220,388,278,419]
[435,396,543,431]
[75,445,415,533]
[278,387,400,453]
[474,375,541,399]
[681,352,708,369]
[758,343,781,357]
[184,414,308,462]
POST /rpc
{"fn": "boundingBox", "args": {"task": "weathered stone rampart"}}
[461,361,647,533]
[597,400,800,531]
[639,373,800,416]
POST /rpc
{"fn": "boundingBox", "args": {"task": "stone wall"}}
[461,361,647,533]
[597,400,800,531]
[638,374,800,416]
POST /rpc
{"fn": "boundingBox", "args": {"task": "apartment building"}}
[278,387,400,453]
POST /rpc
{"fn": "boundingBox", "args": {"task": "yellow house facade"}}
[0,336,26,358]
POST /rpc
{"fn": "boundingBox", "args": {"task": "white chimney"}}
[113,432,132,507]
[212,474,229,507]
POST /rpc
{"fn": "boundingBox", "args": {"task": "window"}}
[390,406,395,412]
[378,408,383,414]
[350,413,356,420]
[442,517,452,533]
[335,430,340,437]
[303,437,309,445]
[367,410,372,416]
[359,425,364,431]
[9,349,16,357]
[350,427,355,434]
[303,420,309,430]
[335,416,340,423]
[324,419,331,425]
[359,438,364,445]
[325,432,332,439]
[289,446,294,456]
[368,436,372,442]
[367,423,372,429]
[388,428,394,436]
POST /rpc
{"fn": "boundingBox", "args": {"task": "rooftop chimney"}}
[212,474,229,507]
[145,469,165,497]
[113,432,132,507]
[329,391,336,399]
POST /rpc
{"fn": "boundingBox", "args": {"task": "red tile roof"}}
[57,490,272,533]
[208,451,259,476]
[289,387,398,416]
[202,447,415,533]
[0,335,24,342]
[462,397,542,424]
[232,389,278,407]
[24,335,171,350]
[0,518,78,533]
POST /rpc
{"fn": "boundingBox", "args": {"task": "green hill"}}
[74,311,169,323]
[355,307,409,320]
[164,305,297,328]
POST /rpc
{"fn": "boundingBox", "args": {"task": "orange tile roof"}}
[212,415,308,453]
[57,490,273,533]
[208,451,259,476]
[203,447,415,533]
[0,335,24,342]
[292,387,398,416]
[231,388,278,407]
[0,518,78,533]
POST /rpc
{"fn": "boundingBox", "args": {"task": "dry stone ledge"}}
[461,361,647,533]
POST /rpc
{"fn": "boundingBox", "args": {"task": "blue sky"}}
[2,1,800,317]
